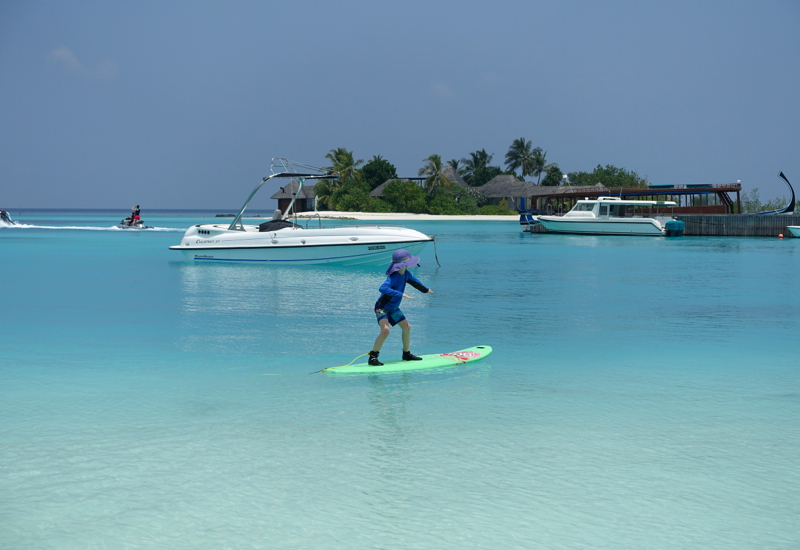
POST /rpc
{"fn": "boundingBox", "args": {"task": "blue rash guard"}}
[375,270,429,313]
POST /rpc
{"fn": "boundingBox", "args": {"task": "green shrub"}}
[381,179,428,214]
[479,200,516,215]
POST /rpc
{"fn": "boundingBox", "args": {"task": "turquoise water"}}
[1,210,799,549]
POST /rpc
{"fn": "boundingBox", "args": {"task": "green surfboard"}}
[323,345,492,374]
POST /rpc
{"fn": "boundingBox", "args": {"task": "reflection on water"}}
[179,262,379,315]
[177,262,384,357]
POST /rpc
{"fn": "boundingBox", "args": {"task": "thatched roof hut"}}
[480,175,535,199]
[527,182,608,199]
[442,166,469,188]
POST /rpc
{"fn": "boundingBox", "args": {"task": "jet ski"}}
[0,209,15,225]
[118,217,153,229]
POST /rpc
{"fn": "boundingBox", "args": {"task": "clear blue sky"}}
[1,0,798,209]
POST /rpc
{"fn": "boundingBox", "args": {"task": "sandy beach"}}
[288,211,518,222]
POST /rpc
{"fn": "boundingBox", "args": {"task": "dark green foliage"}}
[361,155,398,191]
[461,149,493,182]
[467,166,505,187]
[313,179,336,210]
[331,178,393,212]
[426,186,486,215]
[427,190,464,215]
[540,166,564,187]
[567,165,648,188]
[382,179,428,213]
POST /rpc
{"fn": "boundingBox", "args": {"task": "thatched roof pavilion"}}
[480,175,535,199]
[442,166,470,188]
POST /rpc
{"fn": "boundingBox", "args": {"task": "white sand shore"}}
[289,211,518,222]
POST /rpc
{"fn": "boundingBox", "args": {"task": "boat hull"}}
[170,224,432,265]
[787,226,800,238]
[536,216,666,236]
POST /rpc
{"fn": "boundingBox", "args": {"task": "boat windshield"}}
[572,203,595,212]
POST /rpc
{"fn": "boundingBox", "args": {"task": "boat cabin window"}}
[600,205,608,216]
[572,203,595,212]
[608,204,635,217]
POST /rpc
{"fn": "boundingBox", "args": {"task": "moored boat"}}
[169,159,433,265]
[535,197,683,236]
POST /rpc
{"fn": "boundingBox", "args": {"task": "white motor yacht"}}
[535,197,683,236]
[170,159,433,265]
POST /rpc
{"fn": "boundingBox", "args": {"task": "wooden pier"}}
[676,215,800,237]
[527,215,800,236]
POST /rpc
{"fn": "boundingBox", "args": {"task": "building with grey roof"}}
[269,179,317,214]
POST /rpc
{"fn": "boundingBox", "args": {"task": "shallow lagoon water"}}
[1,210,799,548]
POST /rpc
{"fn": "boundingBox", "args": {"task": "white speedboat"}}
[536,197,683,236]
[170,159,433,265]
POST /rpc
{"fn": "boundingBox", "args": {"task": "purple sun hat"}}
[385,249,420,275]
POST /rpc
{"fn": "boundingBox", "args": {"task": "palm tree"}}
[461,149,493,182]
[505,137,537,178]
[324,147,363,182]
[446,159,467,177]
[531,148,553,185]
[313,178,336,210]
[419,154,453,194]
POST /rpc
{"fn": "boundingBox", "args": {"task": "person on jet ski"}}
[0,209,13,224]
[130,205,141,226]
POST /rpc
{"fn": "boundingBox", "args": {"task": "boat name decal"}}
[195,255,214,258]
[195,239,221,244]
[368,245,386,250]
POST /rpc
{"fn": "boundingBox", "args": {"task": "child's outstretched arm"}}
[407,276,432,295]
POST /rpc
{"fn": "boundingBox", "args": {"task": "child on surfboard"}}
[368,249,433,366]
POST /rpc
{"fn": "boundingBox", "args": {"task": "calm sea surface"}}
[1,209,799,549]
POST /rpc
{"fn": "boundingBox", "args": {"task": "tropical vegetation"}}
[418,154,453,194]
[309,141,658,214]
[567,164,648,188]
[361,155,397,191]
[739,188,799,213]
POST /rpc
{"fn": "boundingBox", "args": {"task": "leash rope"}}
[311,353,370,374]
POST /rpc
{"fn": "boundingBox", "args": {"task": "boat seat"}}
[258,220,302,232]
